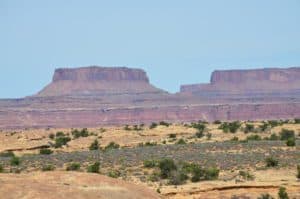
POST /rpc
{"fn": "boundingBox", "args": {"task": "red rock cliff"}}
[37,66,165,96]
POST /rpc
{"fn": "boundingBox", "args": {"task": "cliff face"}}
[0,66,300,129]
[37,66,165,96]
[53,66,150,82]
[180,67,300,95]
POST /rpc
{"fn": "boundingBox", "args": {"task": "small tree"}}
[159,159,177,179]
[297,165,300,179]
[87,162,100,173]
[0,164,3,173]
[10,156,21,166]
[265,157,278,167]
[39,148,53,155]
[104,142,120,151]
[89,139,100,151]
[66,163,81,171]
[286,138,296,147]
[257,193,274,199]
[278,187,289,199]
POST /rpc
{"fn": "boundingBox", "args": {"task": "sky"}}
[1,0,300,98]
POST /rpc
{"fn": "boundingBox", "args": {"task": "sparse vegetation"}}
[66,162,81,171]
[54,136,71,148]
[87,162,100,173]
[10,156,21,166]
[108,170,121,178]
[219,121,241,133]
[257,193,274,199]
[278,187,289,199]
[149,122,158,129]
[280,129,295,140]
[0,151,15,157]
[239,170,254,180]
[72,128,89,139]
[104,142,120,151]
[39,148,53,155]
[246,134,262,141]
[143,159,157,168]
[244,124,255,133]
[265,157,278,167]
[89,139,100,151]
[286,138,296,147]
[176,138,186,145]
[42,164,55,171]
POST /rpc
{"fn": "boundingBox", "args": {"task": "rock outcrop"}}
[0,66,300,129]
[0,172,161,199]
[37,66,166,96]
[180,67,300,97]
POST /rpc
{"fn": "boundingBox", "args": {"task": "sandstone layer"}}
[0,172,161,199]
[0,66,300,129]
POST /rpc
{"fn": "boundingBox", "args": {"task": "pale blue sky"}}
[1,0,300,98]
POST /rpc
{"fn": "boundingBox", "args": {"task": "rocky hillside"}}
[0,66,299,129]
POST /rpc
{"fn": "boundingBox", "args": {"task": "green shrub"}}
[257,193,274,199]
[10,156,21,166]
[168,170,188,185]
[124,125,131,131]
[143,160,157,168]
[176,138,186,145]
[258,123,270,132]
[231,136,239,142]
[144,142,157,147]
[54,136,71,148]
[286,138,296,147]
[72,128,89,139]
[297,165,300,179]
[246,134,262,141]
[206,133,212,140]
[239,170,254,180]
[159,159,177,179]
[42,164,55,171]
[0,164,3,173]
[104,142,120,151]
[0,151,15,157]
[87,162,100,173]
[219,121,241,133]
[149,122,158,129]
[295,118,300,124]
[66,162,81,171]
[268,120,282,128]
[204,167,219,180]
[278,187,289,199]
[169,134,177,139]
[39,148,53,155]
[213,120,221,124]
[56,131,65,137]
[195,131,204,138]
[269,133,279,140]
[89,139,100,151]
[159,121,170,127]
[148,171,160,182]
[280,129,295,140]
[265,157,278,167]
[244,124,255,133]
[108,170,121,178]
[49,133,55,139]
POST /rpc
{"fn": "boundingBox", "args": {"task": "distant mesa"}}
[180,67,300,96]
[37,66,166,96]
[0,65,300,129]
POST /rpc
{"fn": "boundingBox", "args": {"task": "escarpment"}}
[0,66,300,129]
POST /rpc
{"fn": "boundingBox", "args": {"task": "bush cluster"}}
[39,148,53,155]
[87,162,100,173]
[144,159,219,185]
[66,162,81,171]
[219,121,241,133]
[72,128,89,139]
